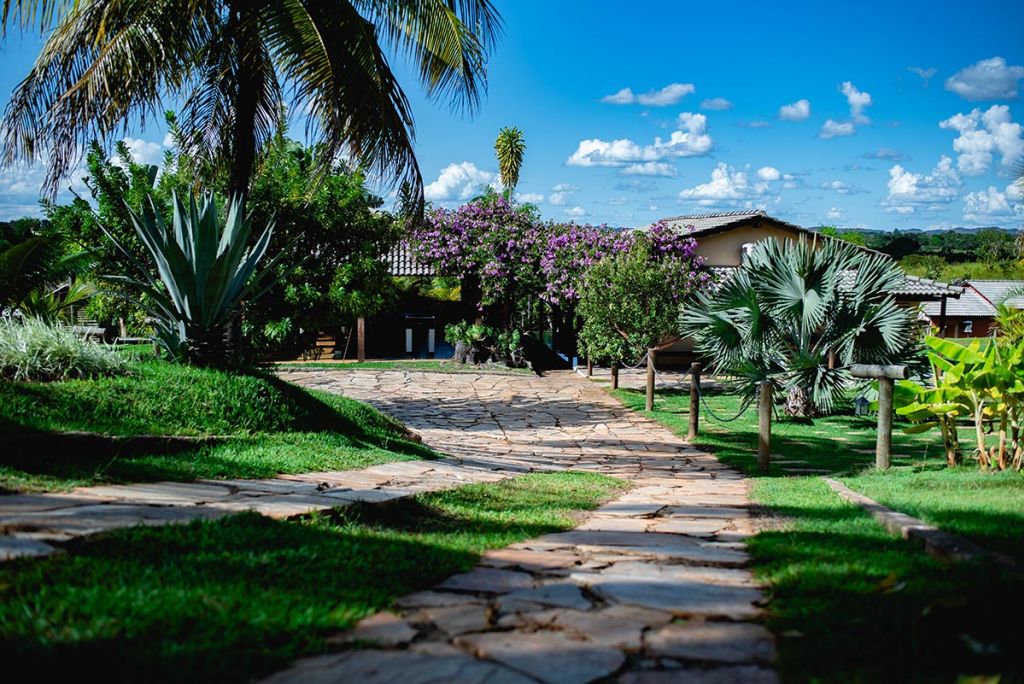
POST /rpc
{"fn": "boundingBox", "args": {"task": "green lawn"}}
[0,472,625,683]
[0,359,433,493]
[276,359,535,375]
[614,387,1024,683]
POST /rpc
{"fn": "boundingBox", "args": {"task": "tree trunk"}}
[226,2,260,200]
[783,385,816,418]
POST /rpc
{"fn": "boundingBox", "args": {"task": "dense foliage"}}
[681,237,917,416]
[897,336,1024,470]
[42,130,399,357]
[577,227,709,365]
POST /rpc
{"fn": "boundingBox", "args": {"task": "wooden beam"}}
[356,316,366,363]
[688,362,701,441]
[758,381,772,473]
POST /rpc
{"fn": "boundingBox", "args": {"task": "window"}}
[962,320,973,335]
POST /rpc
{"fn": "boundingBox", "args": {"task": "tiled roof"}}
[662,210,769,234]
[969,280,1024,309]
[712,266,962,300]
[922,287,994,317]
[386,242,434,277]
[897,275,963,299]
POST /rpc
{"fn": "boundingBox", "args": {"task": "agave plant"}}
[681,236,917,417]
[106,191,286,366]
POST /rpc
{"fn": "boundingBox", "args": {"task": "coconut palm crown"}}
[0,0,503,203]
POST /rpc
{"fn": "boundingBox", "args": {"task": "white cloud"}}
[939,105,1024,175]
[424,162,498,201]
[116,137,166,167]
[826,207,845,221]
[600,83,695,106]
[565,206,587,217]
[778,99,811,121]
[819,119,855,139]
[700,97,733,111]
[621,162,677,177]
[548,183,580,206]
[962,182,1024,224]
[908,66,938,86]
[840,81,872,124]
[880,155,962,214]
[678,163,775,206]
[756,166,781,182]
[819,179,866,195]
[566,112,712,167]
[745,120,772,129]
[945,57,1024,101]
[782,173,805,190]
[515,192,544,203]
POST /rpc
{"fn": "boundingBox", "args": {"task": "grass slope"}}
[614,387,1024,682]
[0,472,625,683]
[0,360,433,493]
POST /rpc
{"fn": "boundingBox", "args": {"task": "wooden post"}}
[688,362,702,441]
[611,361,619,390]
[876,378,894,470]
[645,350,655,411]
[356,316,366,362]
[849,364,908,471]
[758,380,772,473]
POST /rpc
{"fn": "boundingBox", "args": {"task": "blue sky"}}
[1,0,1023,230]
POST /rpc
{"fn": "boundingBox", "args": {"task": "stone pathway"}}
[0,460,508,560]
[262,468,773,684]
[260,370,774,683]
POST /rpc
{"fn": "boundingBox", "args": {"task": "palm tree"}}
[681,237,917,417]
[0,0,502,202]
[494,126,525,199]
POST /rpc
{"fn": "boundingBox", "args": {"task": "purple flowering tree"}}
[409,194,548,327]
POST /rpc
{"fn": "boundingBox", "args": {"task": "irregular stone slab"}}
[644,621,776,663]
[394,591,484,609]
[261,648,537,684]
[0,536,58,560]
[437,567,536,594]
[618,665,779,684]
[506,605,673,651]
[572,568,763,620]
[499,582,592,610]
[67,481,234,506]
[480,548,585,573]
[455,630,626,684]
[537,530,748,566]
[338,612,417,648]
[421,603,493,637]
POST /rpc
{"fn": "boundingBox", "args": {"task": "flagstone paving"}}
[260,369,775,683]
[2,368,775,682]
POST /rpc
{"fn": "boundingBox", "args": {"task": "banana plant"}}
[104,191,289,366]
[896,336,1024,470]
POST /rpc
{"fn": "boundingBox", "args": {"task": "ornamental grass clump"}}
[0,318,128,382]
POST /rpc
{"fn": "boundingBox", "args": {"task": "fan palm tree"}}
[0,0,502,203]
[494,126,525,199]
[681,237,917,417]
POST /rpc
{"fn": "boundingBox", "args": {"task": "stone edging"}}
[822,477,1017,568]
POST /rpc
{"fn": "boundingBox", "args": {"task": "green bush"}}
[0,318,128,382]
